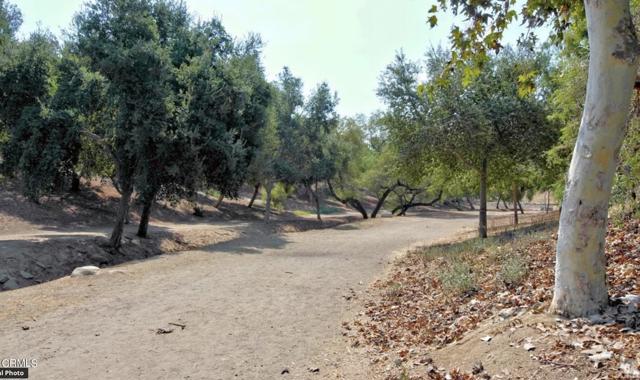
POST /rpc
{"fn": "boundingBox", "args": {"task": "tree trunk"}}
[466,196,475,210]
[546,190,550,213]
[307,184,314,205]
[248,183,260,208]
[215,193,224,208]
[193,192,204,217]
[444,199,463,211]
[517,200,524,214]
[512,182,519,226]
[137,190,156,238]
[551,0,640,317]
[371,183,397,218]
[71,172,81,192]
[264,182,273,223]
[347,199,369,219]
[326,180,368,219]
[479,159,488,238]
[391,190,442,216]
[314,181,321,221]
[109,179,133,249]
[495,195,501,209]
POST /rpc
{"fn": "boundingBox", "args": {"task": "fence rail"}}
[488,210,560,233]
[452,210,560,241]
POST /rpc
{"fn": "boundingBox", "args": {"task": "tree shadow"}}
[0,181,268,235]
[0,217,302,292]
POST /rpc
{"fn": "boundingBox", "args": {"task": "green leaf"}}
[428,15,438,28]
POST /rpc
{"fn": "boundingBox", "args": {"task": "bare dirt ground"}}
[0,180,363,291]
[0,209,481,380]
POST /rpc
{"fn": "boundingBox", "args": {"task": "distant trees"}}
[247,67,306,222]
[378,48,557,237]
[300,82,340,220]
[0,31,60,199]
[0,0,361,236]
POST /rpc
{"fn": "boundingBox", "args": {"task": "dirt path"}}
[0,210,478,380]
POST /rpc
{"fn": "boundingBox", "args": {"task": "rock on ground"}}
[71,266,101,277]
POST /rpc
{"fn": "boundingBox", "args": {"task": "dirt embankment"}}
[349,219,640,380]
[0,180,360,292]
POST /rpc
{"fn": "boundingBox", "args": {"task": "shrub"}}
[261,182,293,210]
[499,254,528,287]
[438,261,476,294]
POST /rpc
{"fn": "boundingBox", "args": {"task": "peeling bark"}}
[551,0,640,317]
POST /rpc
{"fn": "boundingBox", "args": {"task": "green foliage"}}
[499,254,528,287]
[261,182,291,210]
[0,31,66,199]
[300,81,340,186]
[422,238,494,262]
[271,67,306,183]
[11,107,80,200]
[545,5,640,208]
[378,46,557,207]
[430,0,584,78]
[438,260,476,294]
[68,0,271,207]
[0,30,58,133]
[0,0,21,48]
[614,115,640,213]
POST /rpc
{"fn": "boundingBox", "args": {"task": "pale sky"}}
[13,0,534,117]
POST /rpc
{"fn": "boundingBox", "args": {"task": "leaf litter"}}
[346,219,640,379]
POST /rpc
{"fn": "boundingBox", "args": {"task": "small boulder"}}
[88,252,111,266]
[498,307,517,319]
[379,210,393,218]
[71,266,100,277]
[2,278,19,290]
[0,272,9,284]
[19,271,34,280]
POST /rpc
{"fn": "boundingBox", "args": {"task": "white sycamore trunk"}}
[551,0,640,317]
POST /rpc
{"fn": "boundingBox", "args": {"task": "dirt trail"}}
[0,210,478,380]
